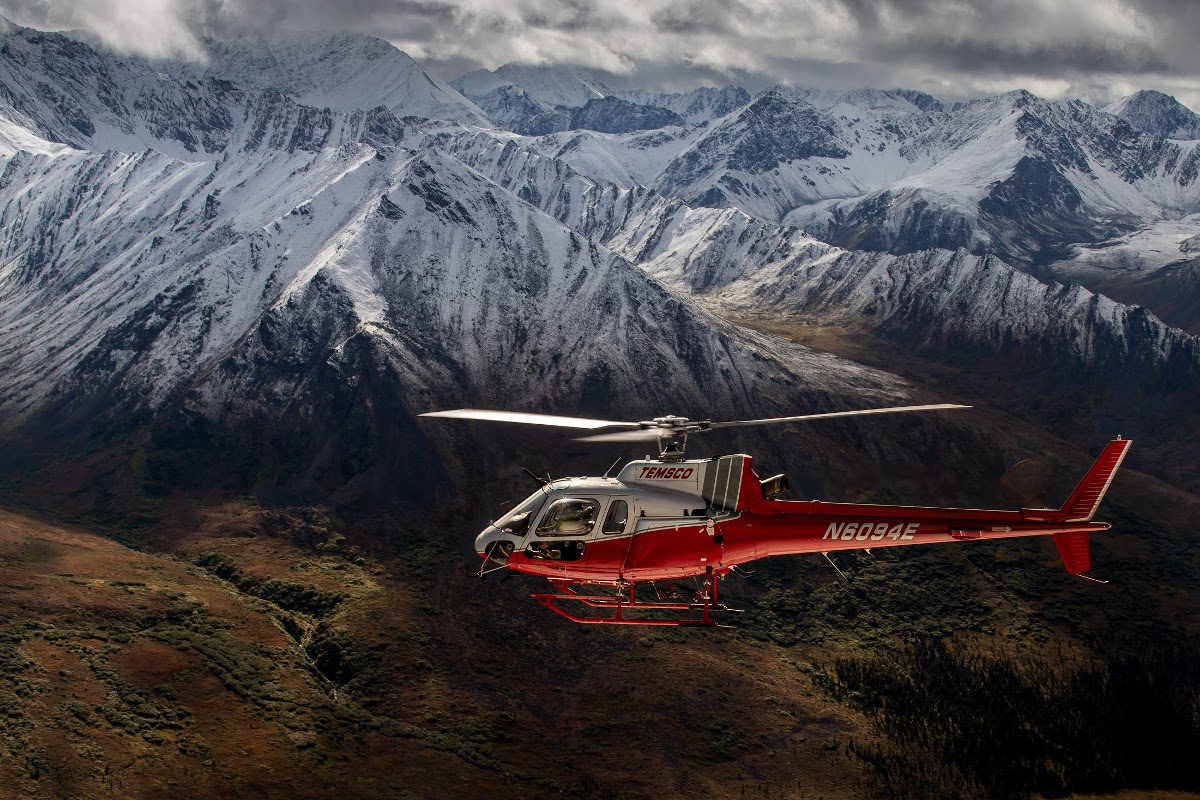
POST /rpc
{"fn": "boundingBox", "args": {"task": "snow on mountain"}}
[470,63,619,109]
[513,96,684,136]
[523,126,705,187]
[0,21,485,160]
[201,32,488,124]
[653,88,1200,268]
[655,89,873,216]
[453,65,750,127]
[451,68,512,99]
[1104,90,1200,141]
[466,84,549,132]
[453,65,701,135]
[1046,214,1200,334]
[611,86,751,123]
[457,81,1198,286]
[630,203,1200,387]
[0,139,385,422]
[0,116,70,158]
[440,129,1200,387]
[778,87,944,114]
[0,113,909,458]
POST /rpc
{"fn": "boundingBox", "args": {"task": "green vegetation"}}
[816,638,1200,799]
[735,548,995,648]
[192,552,347,617]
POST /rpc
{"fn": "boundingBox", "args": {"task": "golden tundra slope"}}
[0,506,876,800]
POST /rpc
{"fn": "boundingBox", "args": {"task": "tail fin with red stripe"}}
[1053,531,1093,575]
[1049,438,1131,580]
[1059,438,1132,522]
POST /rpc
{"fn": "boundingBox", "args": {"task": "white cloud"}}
[3,0,1200,107]
[1,0,211,60]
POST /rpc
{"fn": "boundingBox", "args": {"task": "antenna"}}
[521,467,549,487]
[602,456,622,478]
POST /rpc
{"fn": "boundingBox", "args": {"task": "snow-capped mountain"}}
[651,89,1200,268]
[201,32,486,122]
[2,19,1199,496]
[495,83,1199,294]
[442,131,1200,390]
[1104,90,1200,141]
[607,86,751,124]
[453,63,616,110]
[453,63,749,133]
[633,209,1200,387]
[0,28,917,488]
[518,96,685,136]
[0,19,486,160]
[453,65,694,136]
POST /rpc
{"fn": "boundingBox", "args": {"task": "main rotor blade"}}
[420,408,638,430]
[707,403,971,429]
[574,429,663,443]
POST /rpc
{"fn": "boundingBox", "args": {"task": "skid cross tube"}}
[531,570,740,626]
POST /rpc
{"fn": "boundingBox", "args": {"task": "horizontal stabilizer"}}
[1059,439,1132,522]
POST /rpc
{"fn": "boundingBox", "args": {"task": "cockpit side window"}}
[494,491,548,536]
[536,498,599,537]
[602,500,629,535]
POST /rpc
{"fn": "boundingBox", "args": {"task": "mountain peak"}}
[1103,90,1200,140]
[772,87,943,113]
[198,32,485,122]
[456,62,616,108]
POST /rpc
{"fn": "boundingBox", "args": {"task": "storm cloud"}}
[3,0,1199,105]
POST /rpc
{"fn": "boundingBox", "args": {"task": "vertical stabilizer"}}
[1059,439,1132,522]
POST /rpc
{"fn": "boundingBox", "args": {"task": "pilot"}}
[555,501,595,535]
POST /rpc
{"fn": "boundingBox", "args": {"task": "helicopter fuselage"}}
[476,450,1120,584]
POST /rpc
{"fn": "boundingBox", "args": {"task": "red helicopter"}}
[422,405,1131,627]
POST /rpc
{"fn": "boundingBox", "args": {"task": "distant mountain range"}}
[0,18,1197,500]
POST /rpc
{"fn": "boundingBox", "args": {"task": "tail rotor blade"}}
[999,456,1052,509]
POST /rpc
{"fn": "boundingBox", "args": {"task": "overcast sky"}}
[4,0,1200,106]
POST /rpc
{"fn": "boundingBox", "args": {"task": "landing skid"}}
[531,568,740,627]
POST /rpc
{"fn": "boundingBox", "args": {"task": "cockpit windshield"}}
[492,489,549,538]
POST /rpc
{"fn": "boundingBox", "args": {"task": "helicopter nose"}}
[474,526,500,556]
[475,526,516,571]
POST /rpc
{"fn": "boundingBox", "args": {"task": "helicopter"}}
[422,405,1131,627]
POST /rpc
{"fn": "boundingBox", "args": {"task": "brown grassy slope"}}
[0,508,552,799]
[0,504,882,800]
